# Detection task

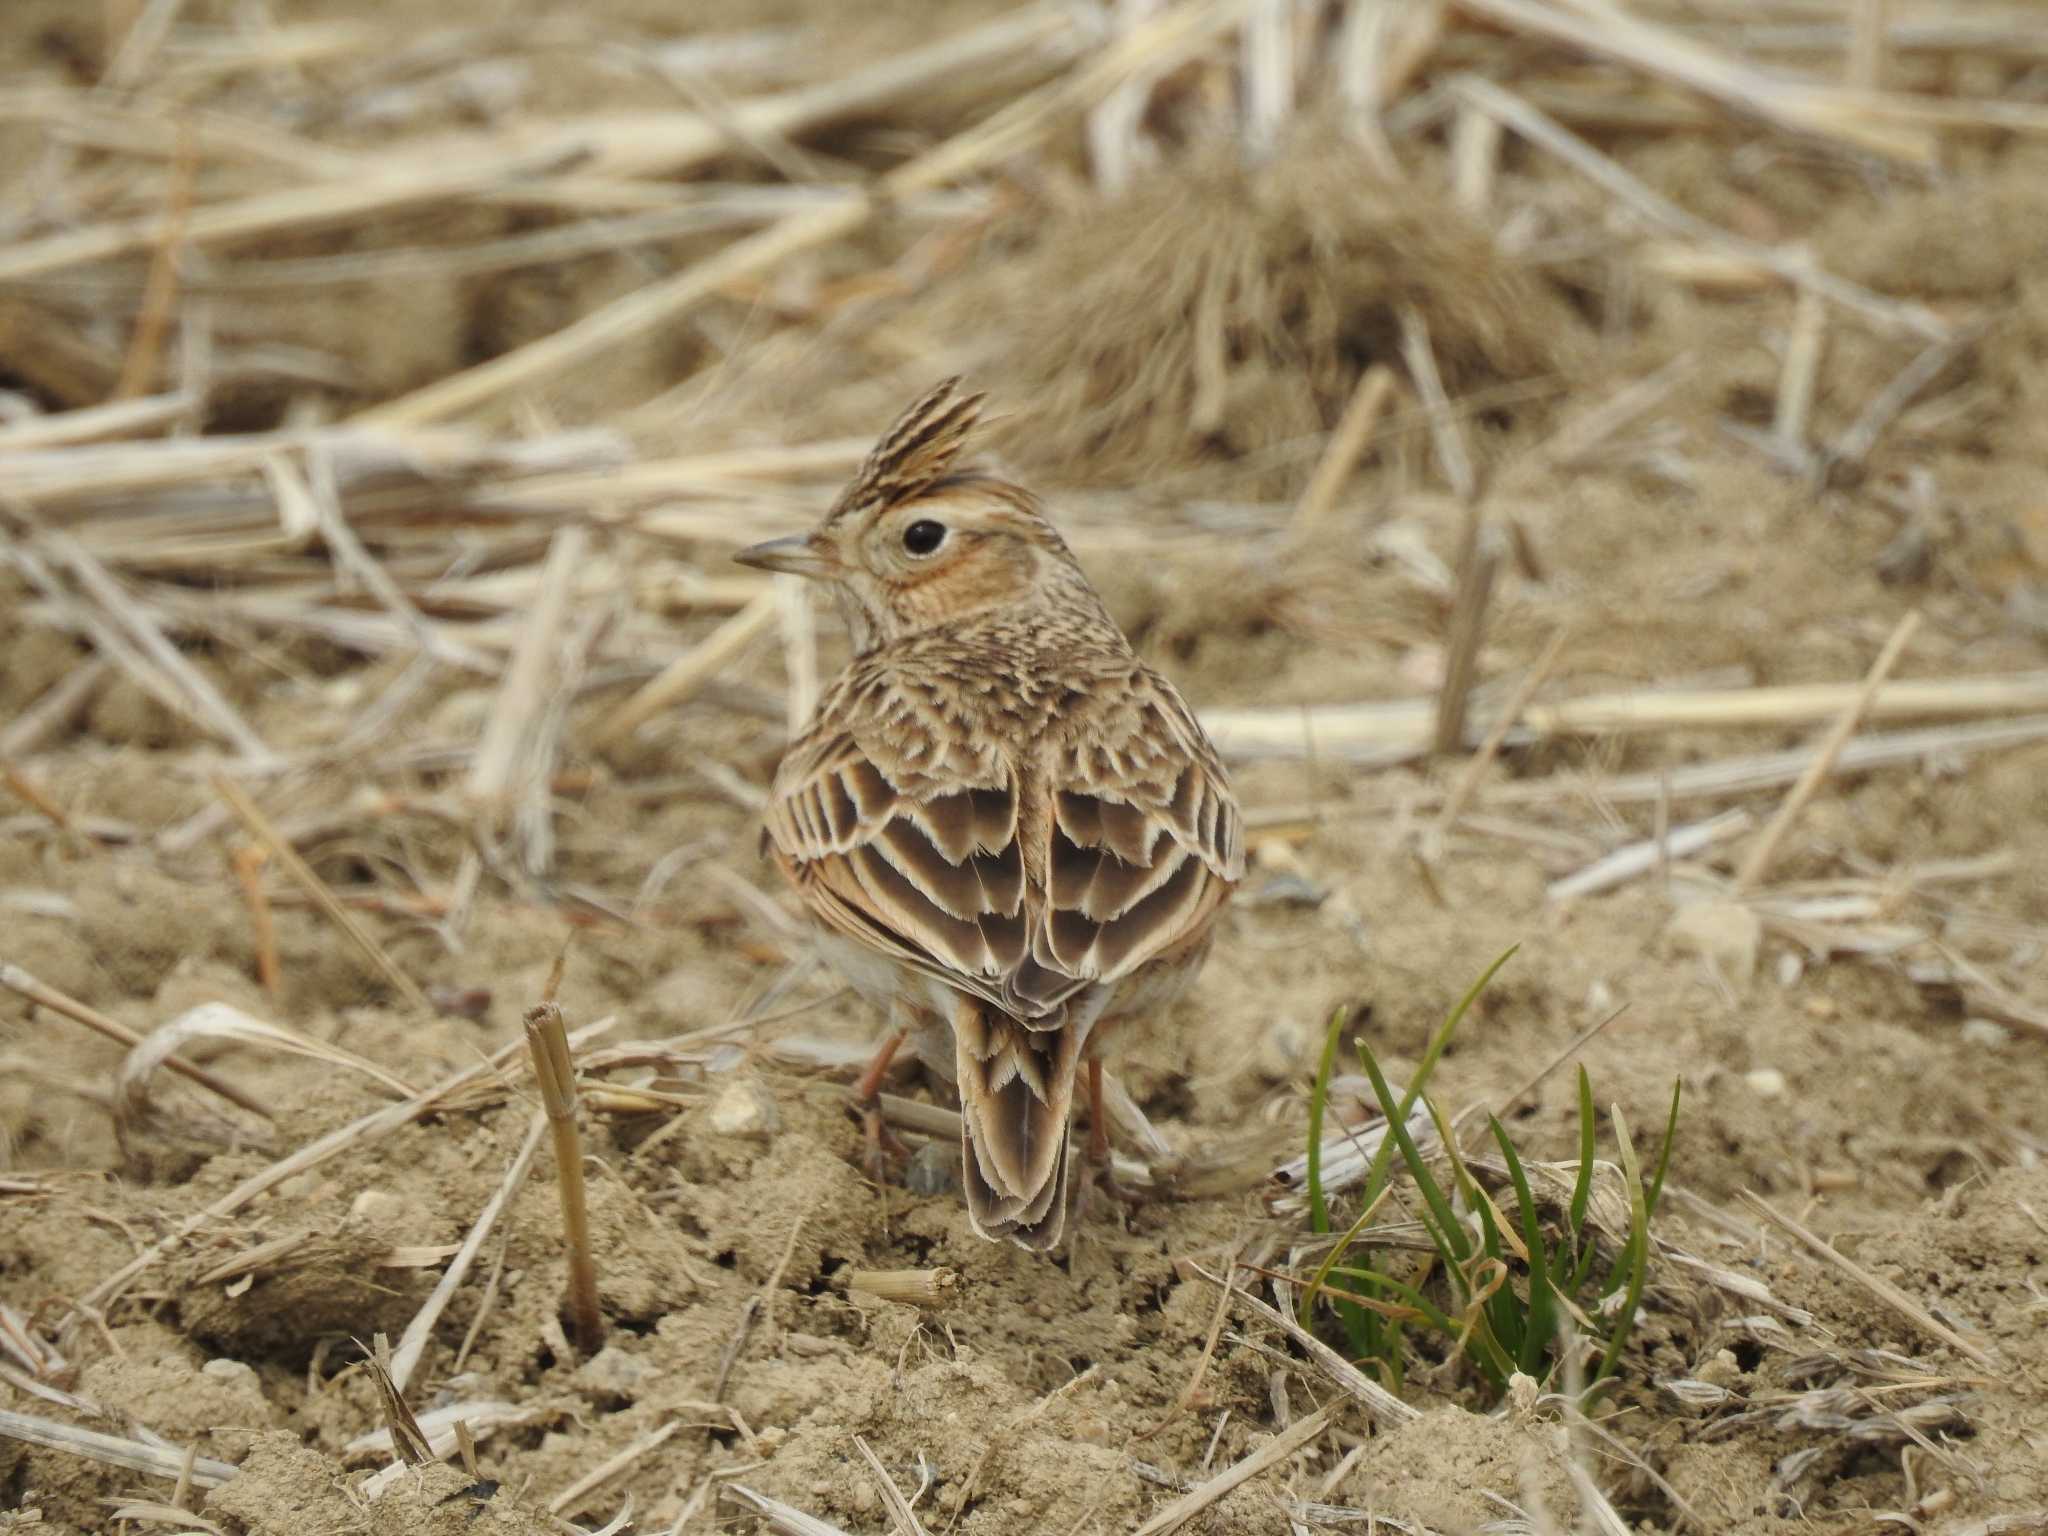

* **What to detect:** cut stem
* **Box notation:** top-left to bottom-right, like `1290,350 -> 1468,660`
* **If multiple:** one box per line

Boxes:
525,1001 -> 604,1354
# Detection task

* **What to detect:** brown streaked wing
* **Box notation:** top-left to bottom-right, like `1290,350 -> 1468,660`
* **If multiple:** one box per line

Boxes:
765,726 -> 1031,1017
1009,673 -> 1243,1011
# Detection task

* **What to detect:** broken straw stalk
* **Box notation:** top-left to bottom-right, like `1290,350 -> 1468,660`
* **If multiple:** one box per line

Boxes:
526,1001 -> 605,1354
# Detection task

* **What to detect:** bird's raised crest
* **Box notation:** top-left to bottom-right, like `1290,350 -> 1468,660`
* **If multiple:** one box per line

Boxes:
832,377 -> 986,520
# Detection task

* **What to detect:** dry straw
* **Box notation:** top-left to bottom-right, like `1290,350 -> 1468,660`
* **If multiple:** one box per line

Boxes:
845,1268 -> 960,1308
525,1000 -> 605,1355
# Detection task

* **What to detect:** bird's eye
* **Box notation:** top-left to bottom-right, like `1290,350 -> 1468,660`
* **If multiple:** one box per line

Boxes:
901,519 -> 947,556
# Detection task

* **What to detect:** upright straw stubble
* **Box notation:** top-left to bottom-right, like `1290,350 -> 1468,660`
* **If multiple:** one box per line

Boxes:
524,1000 -> 603,1352
736,380 -> 1243,1251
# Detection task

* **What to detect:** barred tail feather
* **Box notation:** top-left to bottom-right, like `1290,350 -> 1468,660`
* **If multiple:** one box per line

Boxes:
954,1007 -> 1083,1251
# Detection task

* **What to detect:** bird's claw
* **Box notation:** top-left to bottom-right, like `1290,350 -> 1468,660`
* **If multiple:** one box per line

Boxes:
858,1097 -> 912,1186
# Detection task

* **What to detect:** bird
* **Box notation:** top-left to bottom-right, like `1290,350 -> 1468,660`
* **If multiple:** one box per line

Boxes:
734,379 -> 1243,1250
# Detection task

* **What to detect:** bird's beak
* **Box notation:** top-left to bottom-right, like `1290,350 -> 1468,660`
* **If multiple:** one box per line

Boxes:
732,533 -> 835,579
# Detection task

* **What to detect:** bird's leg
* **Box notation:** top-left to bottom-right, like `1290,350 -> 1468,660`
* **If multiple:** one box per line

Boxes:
852,1025 -> 911,1183
1080,1056 -> 1144,1216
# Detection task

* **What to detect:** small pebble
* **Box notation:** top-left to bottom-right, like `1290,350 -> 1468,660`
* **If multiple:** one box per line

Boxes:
572,1345 -> 655,1402
707,1079 -> 779,1139
1744,1068 -> 1787,1098
1696,1347 -> 1744,1388
349,1189 -> 406,1224
1960,1018 -> 2010,1049
202,1358 -> 258,1385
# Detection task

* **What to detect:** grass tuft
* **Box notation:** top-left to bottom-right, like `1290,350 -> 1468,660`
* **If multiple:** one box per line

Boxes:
1296,948 -> 1680,1400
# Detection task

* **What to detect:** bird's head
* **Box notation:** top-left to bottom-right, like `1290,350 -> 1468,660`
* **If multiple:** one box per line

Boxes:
733,380 -> 1098,653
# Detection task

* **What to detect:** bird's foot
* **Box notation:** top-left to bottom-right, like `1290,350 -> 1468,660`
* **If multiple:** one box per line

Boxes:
1073,1150 -> 1149,1233
855,1096 -> 912,1186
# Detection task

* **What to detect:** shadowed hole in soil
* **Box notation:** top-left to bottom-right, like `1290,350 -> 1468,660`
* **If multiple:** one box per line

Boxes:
804,1257 -> 847,1296
1132,1279 -> 1172,1316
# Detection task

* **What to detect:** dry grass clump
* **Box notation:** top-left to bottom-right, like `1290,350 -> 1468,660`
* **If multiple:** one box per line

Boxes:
943,123 -> 1584,489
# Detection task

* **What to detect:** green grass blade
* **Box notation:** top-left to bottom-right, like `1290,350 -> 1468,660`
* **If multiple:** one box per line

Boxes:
1305,1006 -> 1347,1237
1490,1114 -> 1558,1378
1357,945 -> 1520,1213
1300,1006 -> 1382,1360
1594,1103 -> 1651,1384
1567,1065 -> 1597,1233
1298,1184 -> 1392,1327
1357,1045 -> 1472,1263
1645,1077 -> 1682,1222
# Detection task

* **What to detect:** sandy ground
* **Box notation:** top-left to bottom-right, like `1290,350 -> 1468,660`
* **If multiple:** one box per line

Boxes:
4,2 -> 2048,1533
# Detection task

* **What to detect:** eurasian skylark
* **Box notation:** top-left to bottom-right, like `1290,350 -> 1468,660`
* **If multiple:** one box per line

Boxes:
736,380 -> 1243,1250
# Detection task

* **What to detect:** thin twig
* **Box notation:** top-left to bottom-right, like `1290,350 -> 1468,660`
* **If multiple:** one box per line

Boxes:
1828,331 -> 1969,475
229,845 -> 281,1002
0,1408 -> 237,1489
854,1436 -> 930,1536
723,1485 -> 854,1536
777,576 -> 819,736
1733,610 -> 1920,891
1290,364 -> 1398,541
1541,353 -> 1694,466
0,659 -> 106,758
282,450 -> 493,673
1449,99 -> 1503,215
1,763 -> 76,838
1206,1271 -> 1420,1426
1453,0 -> 1935,165
1396,303 -> 1475,503
1737,1191 -> 1996,1368
0,962 -> 270,1119
1433,506 -> 1497,755
593,587 -> 779,747
389,1110 -> 547,1394
1549,809 -> 1754,902
471,525 -> 589,804
112,124 -> 198,400
1432,627 -> 1568,840
20,530 -> 274,762
549,1418 -> 685,1516
1448,73 -> 1948,341
1137,1242 -> 1245,1439
1771,283 -> 1828,456
1203,668 -> 2048,762
211,773 -> 434,1014
1130,1403 -> 1337,1536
